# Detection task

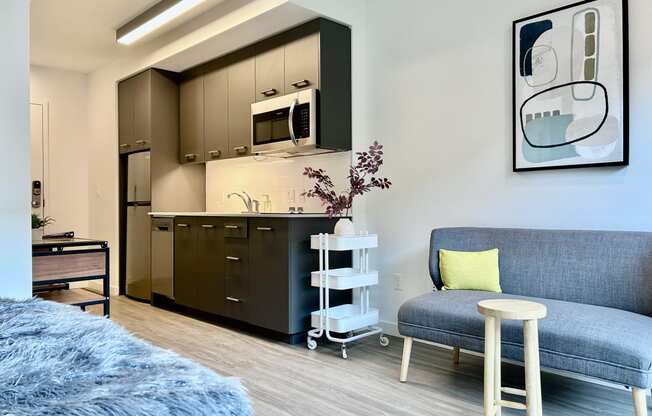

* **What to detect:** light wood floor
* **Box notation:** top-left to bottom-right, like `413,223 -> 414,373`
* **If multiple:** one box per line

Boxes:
89,296 -> 637,416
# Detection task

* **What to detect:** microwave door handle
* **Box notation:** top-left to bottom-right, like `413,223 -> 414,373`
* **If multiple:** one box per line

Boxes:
288,98 -> 299,146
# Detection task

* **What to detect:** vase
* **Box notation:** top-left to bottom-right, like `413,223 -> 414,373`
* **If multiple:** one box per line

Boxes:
32,228 -> 43,241
334,218 -> 355,236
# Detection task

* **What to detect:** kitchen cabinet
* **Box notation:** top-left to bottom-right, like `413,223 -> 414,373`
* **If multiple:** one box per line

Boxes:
204,68 -> 228,161
227,57 -> 255,157
173,218 -> 197,308
255,47 -> 285,101
118,71 -> 151,153
224,237 -> 249,321
179,76 -> 205,164
284,32 -> 320,93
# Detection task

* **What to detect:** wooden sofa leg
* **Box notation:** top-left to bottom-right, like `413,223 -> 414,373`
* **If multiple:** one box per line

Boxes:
633,388 -> 648,416
452,346 -> 460,365
399,337 -> 413,382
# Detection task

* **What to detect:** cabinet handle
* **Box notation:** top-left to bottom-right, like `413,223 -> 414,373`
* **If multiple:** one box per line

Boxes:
184,153 -> 197,160
176,223 -> 190,228
233,146 -> 248,154
119,143 -> 131,149
256,227 -> 273,231
290,79 -> 310,88
224,225 -> 240,229
201,224 -> 215,229
135,139 -> 149,145
208,150 -> 222,158
226,296 -> 241,303
261,88 -> 277,97
226,256 -> 240,261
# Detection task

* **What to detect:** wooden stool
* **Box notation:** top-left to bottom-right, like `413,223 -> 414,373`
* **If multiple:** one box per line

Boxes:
477,299 -> 547,416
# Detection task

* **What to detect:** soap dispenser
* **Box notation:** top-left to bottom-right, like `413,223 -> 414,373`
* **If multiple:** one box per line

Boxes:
261,194 -> 272,213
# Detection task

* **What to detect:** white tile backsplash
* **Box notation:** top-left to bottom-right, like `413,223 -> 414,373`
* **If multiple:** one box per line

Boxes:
206,151 -> 352,213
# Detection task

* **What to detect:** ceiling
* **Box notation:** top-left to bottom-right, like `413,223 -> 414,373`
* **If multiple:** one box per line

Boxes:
30,0 -> 224,73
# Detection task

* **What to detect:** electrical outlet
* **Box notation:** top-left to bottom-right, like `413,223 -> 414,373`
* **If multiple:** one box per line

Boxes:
393,273 -> 403,291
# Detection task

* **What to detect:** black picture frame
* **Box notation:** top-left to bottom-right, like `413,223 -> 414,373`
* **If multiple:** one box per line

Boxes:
512,0 -> 629,172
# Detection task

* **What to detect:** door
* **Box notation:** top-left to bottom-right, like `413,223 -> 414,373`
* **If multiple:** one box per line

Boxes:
118,78 -> 135,152
180,76 -> 205,163
285,33 -> 320,93
224,238 -> 249,321
255,47 -> 285,102
133,71 -> 151,150
204,68 -> 228,161
195,218 -> 226,315
126,205 -> 151,301
30,102 -> 48,222
249,219 -> 289,332
174,217 -> 197,308
126,151 -> 151,203
227,58 -> 255,157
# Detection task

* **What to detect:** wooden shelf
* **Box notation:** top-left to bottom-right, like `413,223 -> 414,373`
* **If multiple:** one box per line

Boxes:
37,289 -> 106,306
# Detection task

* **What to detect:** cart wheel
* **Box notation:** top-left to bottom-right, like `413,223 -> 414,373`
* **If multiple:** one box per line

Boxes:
379,335 -> 390,347
341,344 -> 348,359
307,338 -> 317,350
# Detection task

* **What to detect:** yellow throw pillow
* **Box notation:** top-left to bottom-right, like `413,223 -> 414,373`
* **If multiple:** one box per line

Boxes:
439,248 -> 502,292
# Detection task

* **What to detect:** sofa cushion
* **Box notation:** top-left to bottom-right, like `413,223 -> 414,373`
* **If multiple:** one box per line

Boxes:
398,290 -> 652,388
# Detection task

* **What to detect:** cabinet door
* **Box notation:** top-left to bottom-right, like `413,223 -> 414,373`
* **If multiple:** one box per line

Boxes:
118,78 -> 135,152
285,33 -> 320,93
180,77 -> 205,164
255,47 -> 284,101
224,238 -> 249,321
126,205 -> 151,300
174,218 -> 197,308
133,71 -> 151,149
227,58 -> 255,157
195,218 -> 226,315
249,219 -> 289,332
204,68 -> 228,161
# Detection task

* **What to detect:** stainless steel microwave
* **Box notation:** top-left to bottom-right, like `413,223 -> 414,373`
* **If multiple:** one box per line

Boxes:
251,89 -> 319,156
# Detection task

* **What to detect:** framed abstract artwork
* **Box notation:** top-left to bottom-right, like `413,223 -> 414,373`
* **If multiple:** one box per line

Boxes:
513,0 -> 629,172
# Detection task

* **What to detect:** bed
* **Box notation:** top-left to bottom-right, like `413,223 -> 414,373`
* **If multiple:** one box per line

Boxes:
0,297 -> 252,415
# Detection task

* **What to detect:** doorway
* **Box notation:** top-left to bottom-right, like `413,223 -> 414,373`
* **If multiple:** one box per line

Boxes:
30,101 -> 49,228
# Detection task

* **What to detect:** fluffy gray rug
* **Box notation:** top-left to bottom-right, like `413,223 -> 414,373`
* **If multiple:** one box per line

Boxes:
0,297 -> 252,415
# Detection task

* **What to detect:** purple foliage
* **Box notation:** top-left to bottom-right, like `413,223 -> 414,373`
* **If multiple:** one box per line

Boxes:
302,141 -> 392,217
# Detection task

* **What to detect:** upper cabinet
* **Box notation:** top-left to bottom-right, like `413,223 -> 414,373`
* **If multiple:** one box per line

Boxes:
284,33 -> 320,93
204,68 -> 229,161
179,76 -> 205,164
118,71 -> 151,153
227,58 -> 255,158
255,47 -> 285,101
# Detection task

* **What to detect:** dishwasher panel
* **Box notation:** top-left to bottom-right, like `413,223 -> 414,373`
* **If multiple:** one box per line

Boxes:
151,217 -> 174,299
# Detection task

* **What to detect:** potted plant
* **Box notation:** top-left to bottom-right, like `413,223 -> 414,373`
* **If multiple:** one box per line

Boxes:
32,214 -> 54,240
303,141 -> 391,235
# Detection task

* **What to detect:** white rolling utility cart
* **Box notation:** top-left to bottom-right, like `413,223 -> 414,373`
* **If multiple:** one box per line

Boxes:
307,233 -> 389,359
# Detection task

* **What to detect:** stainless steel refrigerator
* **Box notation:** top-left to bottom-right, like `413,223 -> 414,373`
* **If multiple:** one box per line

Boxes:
125,151 -> 151,301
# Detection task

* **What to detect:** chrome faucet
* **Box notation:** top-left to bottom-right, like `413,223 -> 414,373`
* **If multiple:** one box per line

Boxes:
227,191 -> 259,213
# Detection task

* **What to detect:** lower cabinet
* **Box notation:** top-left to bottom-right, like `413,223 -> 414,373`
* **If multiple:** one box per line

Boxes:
172,216 -> 351,341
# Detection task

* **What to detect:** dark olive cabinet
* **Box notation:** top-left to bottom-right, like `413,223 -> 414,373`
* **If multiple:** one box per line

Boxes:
179,77 -> 205,164
171,216 -> 351,342
204,68 -> 228,161
255,47 -> 285,101
227,58 -> 255,157
284,32 -> 320,93
118,71 -> 152,153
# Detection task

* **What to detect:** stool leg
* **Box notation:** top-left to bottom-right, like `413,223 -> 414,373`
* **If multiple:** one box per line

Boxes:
494,318 -> 502,416
484,316 -> 496,416
524,319 -> 542,416
632,388 -> 647,416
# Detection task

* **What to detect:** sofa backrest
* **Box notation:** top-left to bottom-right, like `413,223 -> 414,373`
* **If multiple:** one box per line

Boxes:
429,227 -> 652,315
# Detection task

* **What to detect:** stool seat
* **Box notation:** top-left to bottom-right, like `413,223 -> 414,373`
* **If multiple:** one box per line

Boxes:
478,299 -> 547,320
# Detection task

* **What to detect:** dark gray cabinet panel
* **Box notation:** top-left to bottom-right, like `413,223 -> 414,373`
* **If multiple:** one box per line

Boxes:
118,78 -> 135,152
255,47 -> 284,101
224,238 -> 249,321
173,218 -> 197,308
179,77 -> 205,164
249,219 -> 289,332
284,32 -> 320,93
196,218 -> 226,315
227,58 -> 255,157
204,68 -> 228,161
133,71 -> 151,148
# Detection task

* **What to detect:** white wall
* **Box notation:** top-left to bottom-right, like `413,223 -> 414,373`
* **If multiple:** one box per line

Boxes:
0,0 -> 31,300
205,152 -> 351,213
364,0 -> 652,332
30,65 -> 89,237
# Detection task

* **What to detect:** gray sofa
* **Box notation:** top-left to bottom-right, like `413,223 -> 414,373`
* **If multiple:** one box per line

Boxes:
398,227 -> 652,415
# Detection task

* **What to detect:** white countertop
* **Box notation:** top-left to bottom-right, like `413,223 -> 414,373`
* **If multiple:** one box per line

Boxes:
148,212 -> 333,218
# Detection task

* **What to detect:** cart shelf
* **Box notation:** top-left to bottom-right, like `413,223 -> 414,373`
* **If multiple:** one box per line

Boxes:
310,234 -> 378,251
311,304 -> 379,333
311,268 -> 379,290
